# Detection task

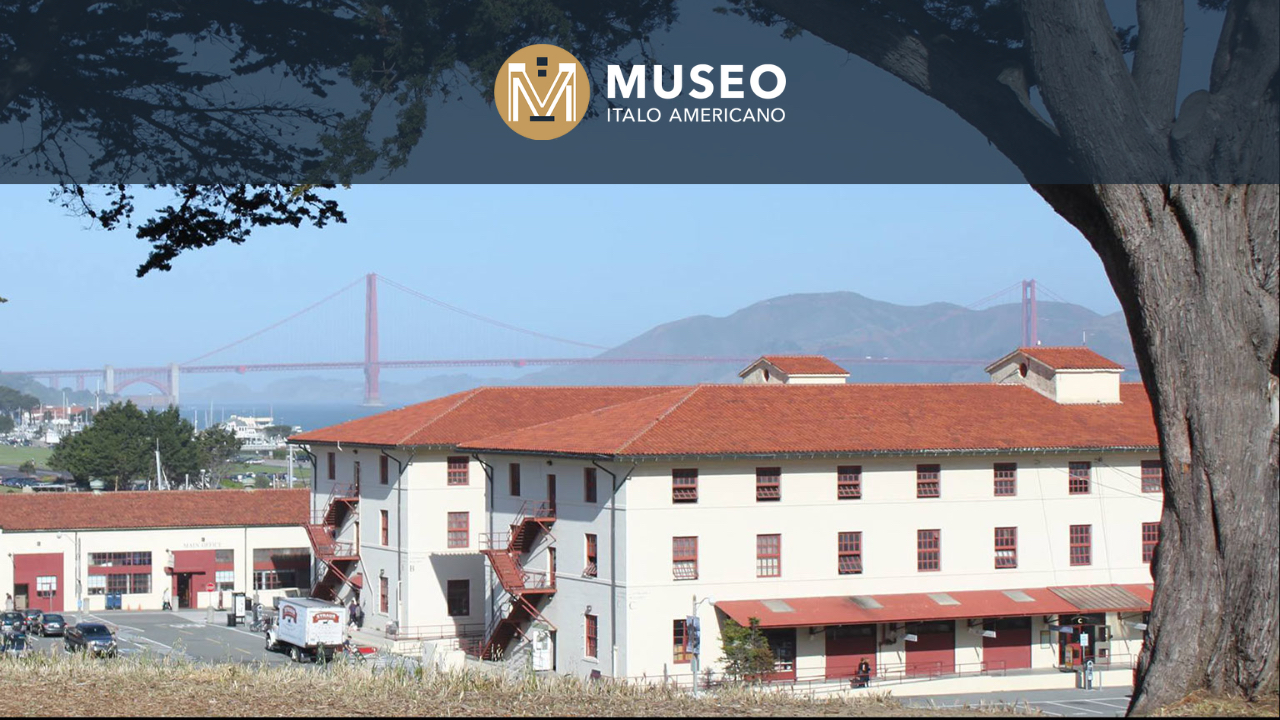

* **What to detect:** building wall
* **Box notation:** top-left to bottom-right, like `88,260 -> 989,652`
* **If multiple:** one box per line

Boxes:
1,524 -> 309,612
1054,371 -> 1122,404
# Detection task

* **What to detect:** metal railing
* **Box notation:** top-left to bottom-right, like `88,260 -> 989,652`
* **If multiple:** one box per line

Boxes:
387,622 -> 485,642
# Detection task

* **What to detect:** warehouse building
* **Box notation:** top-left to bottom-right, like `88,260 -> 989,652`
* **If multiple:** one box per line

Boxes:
292,347 -> 1162,685
0,489 -> 310,612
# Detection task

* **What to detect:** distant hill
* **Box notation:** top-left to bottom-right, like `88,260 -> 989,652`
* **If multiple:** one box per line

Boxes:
528,292 -> 1136,386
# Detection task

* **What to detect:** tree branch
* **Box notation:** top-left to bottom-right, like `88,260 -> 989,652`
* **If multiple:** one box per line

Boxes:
1132,0 -> 1184,134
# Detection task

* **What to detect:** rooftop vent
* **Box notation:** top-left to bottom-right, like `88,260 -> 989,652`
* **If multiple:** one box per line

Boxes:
762,599 -> 796,613
739,355 -> 850,385
985,347 -> 1124,404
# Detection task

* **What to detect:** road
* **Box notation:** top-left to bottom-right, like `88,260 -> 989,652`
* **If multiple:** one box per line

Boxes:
902,686 -> 1133,717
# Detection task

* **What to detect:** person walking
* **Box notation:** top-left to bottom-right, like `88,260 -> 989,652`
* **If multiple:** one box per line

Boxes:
4,593 -> 12,612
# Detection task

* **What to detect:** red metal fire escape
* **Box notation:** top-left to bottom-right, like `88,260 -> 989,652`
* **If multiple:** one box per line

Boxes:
475,501 -> 558,660
306,484 -> 361,602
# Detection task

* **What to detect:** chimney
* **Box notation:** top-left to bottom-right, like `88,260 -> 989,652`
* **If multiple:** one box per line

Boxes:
986,347 -> 1124,404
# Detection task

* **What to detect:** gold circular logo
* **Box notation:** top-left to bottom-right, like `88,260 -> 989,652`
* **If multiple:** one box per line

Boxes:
494,44 -> 590,140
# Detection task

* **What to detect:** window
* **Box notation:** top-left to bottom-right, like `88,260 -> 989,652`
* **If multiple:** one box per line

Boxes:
254,570 -> 301,590
1142,522 -> 1160,564
380,576 -> 389,614
380,509 -> 390,546
380,455 -> 390,485
995,527 -> 1018,569
673,536 -> 698,580
916,464 -> 941,498
756,467 -> 781,501
88,552 -> 151,567
917,529 -> 941,571
1070,524 -> 1092,566
215,549 -> 234,565
446,580 -> 470,617
756,534 -> 781,577
106,574 -> 128,594
673,619 -> 692,664
327,452 -> 335,480
1069,461 -> 1092,494
447,456 -> 469,485
585,614 -> 599,658
672,469 -> 698,503
354,461 -> 361,489
447,512 -> 469,549
509,463 -> 521,496
837,466 -> 862,500
130,573 -> 151,594
584,467 -> 598,504
838,531 -> 862,575
994,463 -> 1017,496
584,534 -> 598,578
1141,461 -> 1163,493
35,576 -> 56,598
87,575 -> 106,595
215,570 -> 235,590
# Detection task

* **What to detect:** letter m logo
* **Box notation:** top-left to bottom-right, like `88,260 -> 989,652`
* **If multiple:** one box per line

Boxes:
508,60 -> 579,123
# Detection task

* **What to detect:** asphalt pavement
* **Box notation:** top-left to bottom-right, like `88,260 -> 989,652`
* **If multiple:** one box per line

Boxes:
901,686 -> 1133,717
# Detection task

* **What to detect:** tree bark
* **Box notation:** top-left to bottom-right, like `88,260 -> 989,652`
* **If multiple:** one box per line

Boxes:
1034,183 -> 1279,714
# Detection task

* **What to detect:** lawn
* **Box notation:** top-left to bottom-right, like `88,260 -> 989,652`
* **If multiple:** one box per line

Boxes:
0,444 -> 52,469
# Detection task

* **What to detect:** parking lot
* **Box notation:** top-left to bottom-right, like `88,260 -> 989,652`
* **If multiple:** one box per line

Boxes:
902,686 -> 1133,717
16,610 -> 298,666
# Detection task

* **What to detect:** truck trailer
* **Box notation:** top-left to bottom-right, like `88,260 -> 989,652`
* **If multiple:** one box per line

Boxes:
264,597 -> 347,662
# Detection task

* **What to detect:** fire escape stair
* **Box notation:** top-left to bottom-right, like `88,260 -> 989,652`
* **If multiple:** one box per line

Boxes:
474,501 -> 557,660
306,490 -> 360,602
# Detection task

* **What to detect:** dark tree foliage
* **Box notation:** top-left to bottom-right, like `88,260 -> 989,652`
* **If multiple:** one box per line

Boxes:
48,401 -> 201,490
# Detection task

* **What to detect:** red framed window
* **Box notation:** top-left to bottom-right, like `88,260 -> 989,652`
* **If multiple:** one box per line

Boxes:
916,464 -> 941,498
673,619 -> 692,664
447,456 -> 469,486
837,466 -> 862,500
917,529 -> 940,571
756,467 -> 781,501
1069,461 -> 1092,494
380,509 -> 389,546
584,534 -> 598,578
672,536 -> 698,580
994,463 -> 1017,496
1141,461 -> 1163,493
447,511 -> 469,549
509,463 -> 521,496
838,531 -> 862,575
380,455 -> 389,485
756,534 -> 781,577
585,614 -> 599,658
995,527 -> 1017,569
379,576 -> 389,614
1142,522 -> 1160,564
584,467 -> 598,504
327,452 -> 335,480
1069,524 -> 1092,566
672,469 -> 698,503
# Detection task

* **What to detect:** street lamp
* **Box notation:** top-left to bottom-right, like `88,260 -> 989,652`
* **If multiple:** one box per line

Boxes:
690,595 -> 716,698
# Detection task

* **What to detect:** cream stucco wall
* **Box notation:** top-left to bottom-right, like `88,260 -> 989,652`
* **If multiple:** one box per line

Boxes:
1054,370 -> 1123,404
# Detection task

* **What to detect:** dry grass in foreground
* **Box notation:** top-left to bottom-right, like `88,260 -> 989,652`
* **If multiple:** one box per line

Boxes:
1149,689 -> 1280,718
0,653 -> 1022,717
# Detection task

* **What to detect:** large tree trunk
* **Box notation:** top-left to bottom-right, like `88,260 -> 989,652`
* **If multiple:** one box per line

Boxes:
1035,184 -> 1279,714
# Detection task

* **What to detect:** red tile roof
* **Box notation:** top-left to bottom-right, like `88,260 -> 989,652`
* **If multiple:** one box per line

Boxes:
717,584 -> 1150,628
754,355 -> 849,376
1018,347 -> 1126,371
460,383 -> 1157,457
0,489 -> 308,532
289,386 -> 679,447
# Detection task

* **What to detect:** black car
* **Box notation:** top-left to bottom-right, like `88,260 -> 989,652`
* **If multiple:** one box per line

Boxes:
1,632 -> 32,657
1,611 -> 25,633
37,613 -> 67,637
64,622 -> 117,657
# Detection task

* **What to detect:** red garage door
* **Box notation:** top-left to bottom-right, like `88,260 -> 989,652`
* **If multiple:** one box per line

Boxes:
983,617 -> 1033,671
13,553 -> 64,613
825,624 -> 876,680
905,620 -> 955,677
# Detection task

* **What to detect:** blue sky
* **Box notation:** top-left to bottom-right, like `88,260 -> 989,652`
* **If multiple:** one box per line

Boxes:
0,185 -> 1118,375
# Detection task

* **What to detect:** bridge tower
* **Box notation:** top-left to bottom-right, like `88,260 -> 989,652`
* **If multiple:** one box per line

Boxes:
169,363 -> 180,406
1021,279 -> 1039,347
363,273 -> 382,406
104,365 -> 115,395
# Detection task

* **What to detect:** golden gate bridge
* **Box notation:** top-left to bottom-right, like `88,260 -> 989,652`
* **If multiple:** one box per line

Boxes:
4,274 -> 1049,406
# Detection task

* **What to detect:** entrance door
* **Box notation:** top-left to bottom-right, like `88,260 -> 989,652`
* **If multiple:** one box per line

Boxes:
983,617 -> 1032,671
547,475 -> 556,514
905,620 -> 956,677
1058,613 -> 1107,667
175,574 -> 192,609
825,624 -> 876,680
12,584 -> 29,611
762,628 -> 797,681
547,547 -> 556,587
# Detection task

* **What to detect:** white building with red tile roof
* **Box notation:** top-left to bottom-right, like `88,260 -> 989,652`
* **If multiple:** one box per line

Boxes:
288,348 -> 1163,691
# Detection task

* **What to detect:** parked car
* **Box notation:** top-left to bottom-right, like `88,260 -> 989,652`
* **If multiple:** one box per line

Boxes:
64,622 -> 117,657
22,608 -> 43,628
36,613 -> 67,637
1,632 -> 32,657
1,611 -> 26,634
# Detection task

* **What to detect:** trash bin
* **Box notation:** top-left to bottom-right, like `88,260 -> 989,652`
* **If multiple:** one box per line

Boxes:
226,611 -> 237,627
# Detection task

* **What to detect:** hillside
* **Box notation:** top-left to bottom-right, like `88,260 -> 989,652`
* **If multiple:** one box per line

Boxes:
529,292 -> 1136,386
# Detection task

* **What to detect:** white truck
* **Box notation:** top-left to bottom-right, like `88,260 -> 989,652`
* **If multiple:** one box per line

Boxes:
264,597 -> 347,662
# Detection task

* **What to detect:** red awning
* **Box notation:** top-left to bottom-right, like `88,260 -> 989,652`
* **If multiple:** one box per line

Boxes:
716,584 -> 1151,629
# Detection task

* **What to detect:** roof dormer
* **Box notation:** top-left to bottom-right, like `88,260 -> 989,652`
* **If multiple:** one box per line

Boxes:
739,355 -> 849,385
986,347 -> 1125,404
